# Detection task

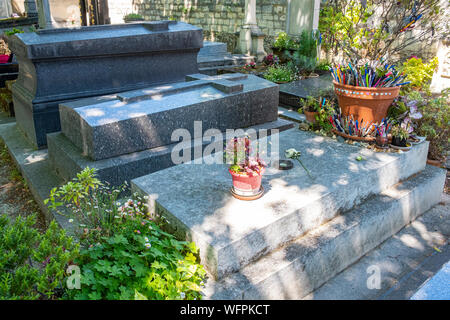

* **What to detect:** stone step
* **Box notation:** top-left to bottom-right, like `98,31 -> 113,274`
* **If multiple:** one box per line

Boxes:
198,54 -> 254,68
303,194 -> 449,300
198,41 -> 228,56
131,128 -> 430,280
203,165 -> 446,299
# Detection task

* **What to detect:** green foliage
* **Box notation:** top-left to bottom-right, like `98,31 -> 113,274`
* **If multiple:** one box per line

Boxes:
286,31 -> 318,75
400,57 -> 439,92
69,206 -> 205,300
414,89 -> 449,160
273,32 -> 298,50
0,214 -> 79,300
319,0 -> 443,61
123,13 -> 144,21
315,104 -> 335,133
47,168 -> 206,300
263,64 -> 297,83
391,125 -> 409,140
45,167 -> 126,243
4,28 -> 24,36
317,60 -> 332,71
300,96 -> 320,112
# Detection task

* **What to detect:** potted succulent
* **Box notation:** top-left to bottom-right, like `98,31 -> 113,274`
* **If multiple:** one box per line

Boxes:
301,96 -> 320,123
225,136 -> 266,199
262,53 -> 280,66
390,125 -> 410,147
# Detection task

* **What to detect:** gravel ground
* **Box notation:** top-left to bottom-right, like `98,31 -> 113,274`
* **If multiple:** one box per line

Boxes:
0,141 -> 46,231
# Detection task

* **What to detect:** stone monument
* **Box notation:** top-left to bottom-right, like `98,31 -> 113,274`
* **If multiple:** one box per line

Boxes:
8,20 -> 203,147
47,72 -> 285,186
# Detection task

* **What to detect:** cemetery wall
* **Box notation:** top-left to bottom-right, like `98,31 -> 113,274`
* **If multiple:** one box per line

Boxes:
133,0 -> 288,53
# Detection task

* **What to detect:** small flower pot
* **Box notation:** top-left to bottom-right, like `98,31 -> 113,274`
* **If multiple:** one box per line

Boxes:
391,136 -> 407,147
229,168 -> 264,197
304,110 -> 318,123
333,81 -> 401,124
376,135 -> 389,148
302,73 -> 319,79
0,55 -> 10,64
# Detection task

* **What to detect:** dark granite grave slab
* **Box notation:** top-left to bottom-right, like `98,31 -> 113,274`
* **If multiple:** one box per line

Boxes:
0,61 -> 19,88
279,74 -> 333,108
8,21 -> 203,148
59,73 -> 279,161
48,119 -> 294,186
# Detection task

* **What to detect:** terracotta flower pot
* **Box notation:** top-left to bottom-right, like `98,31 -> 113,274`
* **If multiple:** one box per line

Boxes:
229,168 -> 264,196
426,159 -> 442,167
304,110 -> 318,123
333,81 -> 400,124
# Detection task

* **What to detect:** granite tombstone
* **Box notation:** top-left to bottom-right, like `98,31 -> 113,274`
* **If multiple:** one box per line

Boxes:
8,21 -> 203,147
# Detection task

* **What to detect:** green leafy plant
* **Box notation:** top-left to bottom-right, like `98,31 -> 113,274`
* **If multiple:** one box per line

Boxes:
263,64 -> 297,83
391,125 -> 410,140
317,60 -> 332,71
414,89 -> 449,161
400,56 -> 439,92
286,30 -> 318,75
319,0 -> 443,61
273,32 -> 298,50
0,214 -> 79,300
300,96 -> 320,112
70,216 -> 205,300
45,168 -> 127,243
123,13 -> 144,21
4,28 -> 24,37
47,168 -> 206,300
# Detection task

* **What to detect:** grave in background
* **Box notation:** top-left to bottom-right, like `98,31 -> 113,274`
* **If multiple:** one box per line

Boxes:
8,21 -> 203,148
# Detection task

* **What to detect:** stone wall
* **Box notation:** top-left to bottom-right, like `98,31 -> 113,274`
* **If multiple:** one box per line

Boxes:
109,0 -> 136,24
133,0 -> 288,53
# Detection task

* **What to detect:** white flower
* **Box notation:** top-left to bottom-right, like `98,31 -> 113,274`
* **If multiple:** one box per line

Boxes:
285,148 -> 300,159
180,292 -> 185,299
68,219 -> 74,223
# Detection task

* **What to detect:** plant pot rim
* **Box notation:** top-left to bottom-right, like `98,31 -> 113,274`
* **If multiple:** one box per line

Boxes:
332,129 -> 376,142
333,81 -> 401,92
303,73 -> 319,78
229,168 -> 264,177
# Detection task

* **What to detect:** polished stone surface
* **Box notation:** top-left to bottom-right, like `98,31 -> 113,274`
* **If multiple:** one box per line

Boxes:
59,73 -> 279,160
279,75 -> 333,108
9,21 -> 203,147
132,128 -> 430,279
48,119 -> 294,186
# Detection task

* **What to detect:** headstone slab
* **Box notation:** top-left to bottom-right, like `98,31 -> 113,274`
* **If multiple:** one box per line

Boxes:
59,73 -> 279,161
9,21 -> 203,148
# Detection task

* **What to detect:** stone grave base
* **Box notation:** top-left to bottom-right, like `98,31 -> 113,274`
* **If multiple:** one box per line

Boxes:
0,117 -> 293,227
48,119 -> 294,187
131,127 -> 446,299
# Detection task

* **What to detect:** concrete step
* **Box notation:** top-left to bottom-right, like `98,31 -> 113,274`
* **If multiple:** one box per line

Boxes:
198,54 -> 254,69
203,165 -> 446,299
132,128 -> 430,280
199,42 -> 228,57
303,193 -> 450,300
